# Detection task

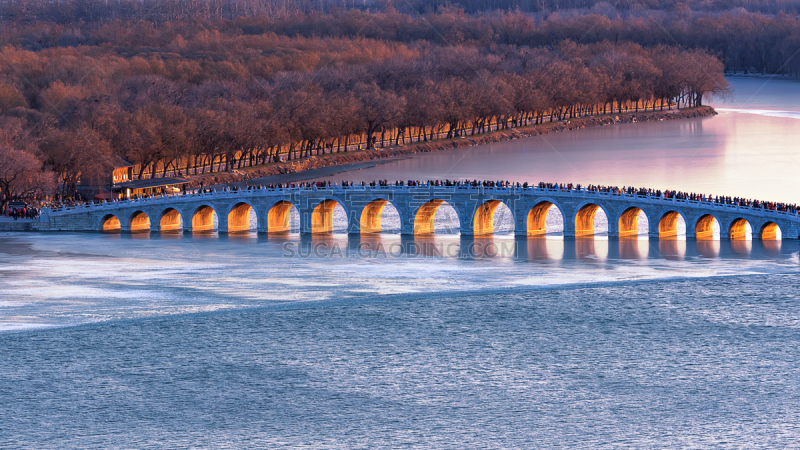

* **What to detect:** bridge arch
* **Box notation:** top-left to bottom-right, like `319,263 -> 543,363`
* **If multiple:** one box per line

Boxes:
266,200 -> 299,233
414,199 -> 461,235
573,201 -> 610,237
758,221 -> 782,240
526,199 -> 564,236
360,198 -> 401,234
128,210 -> 151,232
728,217 -> 752,240
311,198 -> 348,234
227,201 -> 257,232
473,200 -> 515,235
100,214 -> 121,232
617,206 -> 649,237
658,210 -> 686,239
694,214 -> 720,240
159,207 -> 183,232
191,203 -> 219,232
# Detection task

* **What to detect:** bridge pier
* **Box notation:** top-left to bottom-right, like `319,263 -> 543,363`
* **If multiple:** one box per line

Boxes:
513,202 -> 527,236
347,210 -> 361,235
562,220 -> 577,238
459,219 -> 475,236
605,205 -> 620,238
399,203 -> 413,236
299,208 -> 313,235
648,222 -> 660,239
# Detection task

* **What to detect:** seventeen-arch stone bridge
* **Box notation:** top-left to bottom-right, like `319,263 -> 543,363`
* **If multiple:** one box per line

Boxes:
40,184 -> 800,240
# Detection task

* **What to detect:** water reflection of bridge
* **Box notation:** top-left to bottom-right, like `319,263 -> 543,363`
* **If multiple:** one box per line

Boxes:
43,184 -> 800,240
334,235 -> 787,260
103,232 -> 793,261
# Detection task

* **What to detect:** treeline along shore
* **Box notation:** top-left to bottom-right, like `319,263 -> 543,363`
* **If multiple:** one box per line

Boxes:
0,4 -> 728,206
192,107 -> 717,188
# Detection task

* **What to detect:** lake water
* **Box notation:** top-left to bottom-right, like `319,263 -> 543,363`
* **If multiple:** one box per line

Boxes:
1,77 -> 799,448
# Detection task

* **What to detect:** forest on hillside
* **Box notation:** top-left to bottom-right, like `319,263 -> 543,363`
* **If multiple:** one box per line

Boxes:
0,2 -> 733,203
3,0 -> 800,17
3,4 -> 800,74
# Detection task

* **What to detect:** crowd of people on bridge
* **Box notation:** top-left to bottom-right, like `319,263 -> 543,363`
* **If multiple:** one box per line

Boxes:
579,184 -> 799,214
50,179 -> 799,217
165,179 -> 800,216
1,205 -> 40,220
252,179 -> 797,215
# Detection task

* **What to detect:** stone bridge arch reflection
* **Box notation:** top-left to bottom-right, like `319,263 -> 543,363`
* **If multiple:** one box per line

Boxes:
574,236 -> 609,260
523,236 -> 565,261
658,238 -> 687,260
618,238 -> 649,259
695,239 -> 721,258
730,239 -> 753,255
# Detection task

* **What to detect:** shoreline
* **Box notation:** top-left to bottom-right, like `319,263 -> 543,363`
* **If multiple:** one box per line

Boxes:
189,106 -> 716,188
724,73 -> 800,80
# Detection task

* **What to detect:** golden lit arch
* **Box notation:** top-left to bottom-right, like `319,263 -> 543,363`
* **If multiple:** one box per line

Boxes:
129,211 -> 150,232
695,214 -> 718,240
192,205 -> 217,232
729,218 -> 751,240
414,200 -> 449,235
659,211 -> 683,239
361,199 -> 390,234
526,201 -> 558,236
473,200 -> 507,236
760,222 -> 781,240
160,208 -> 182,231
618,207 -> 646,237
267,201 -> 296,233
311,199 -> 341,234
228,202 -> 255,232
100,214 -> 121,232
575,203 -> 603,237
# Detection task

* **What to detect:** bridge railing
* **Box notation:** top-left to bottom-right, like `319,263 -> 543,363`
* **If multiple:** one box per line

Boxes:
43,184 -> 798,219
